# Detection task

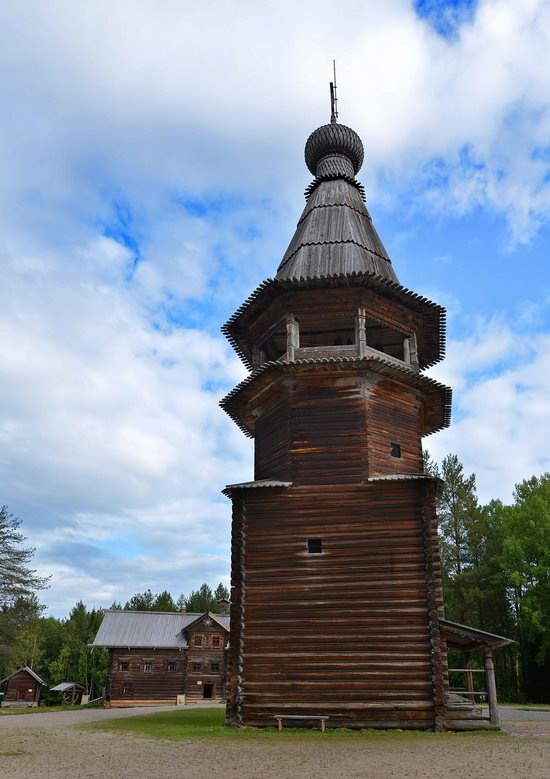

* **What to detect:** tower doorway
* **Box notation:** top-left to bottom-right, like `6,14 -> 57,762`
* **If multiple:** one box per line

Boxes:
203,682 -> 213,699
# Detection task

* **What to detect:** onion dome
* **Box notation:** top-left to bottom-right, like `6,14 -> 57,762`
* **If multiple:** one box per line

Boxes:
276,120 -> 397,284
305,123 -> 364,179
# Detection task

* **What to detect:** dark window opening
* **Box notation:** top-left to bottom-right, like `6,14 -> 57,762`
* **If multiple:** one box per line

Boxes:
308,538 -> 322,554
167,662 -> 177,672
194,635 -> 202,647
121,682 -> 133,696
192,663 -> 202,672
259,321 -> 287,363
118,660 -> 129,671
365,317 -> 405,361
300,315 -> 355,349
210,662 -> 220,672
391,443 -> 401,458
212,636 -> 221,647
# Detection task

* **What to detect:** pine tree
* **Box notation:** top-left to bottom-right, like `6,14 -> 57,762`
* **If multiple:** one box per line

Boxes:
0,506 -> 49,606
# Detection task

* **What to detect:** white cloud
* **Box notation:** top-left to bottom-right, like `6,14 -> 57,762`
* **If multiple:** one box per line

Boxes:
428,314 -> 550,502
0,0 -> 550,613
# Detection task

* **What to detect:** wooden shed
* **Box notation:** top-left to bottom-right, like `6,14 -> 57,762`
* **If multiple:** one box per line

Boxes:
0,666 -> 46,707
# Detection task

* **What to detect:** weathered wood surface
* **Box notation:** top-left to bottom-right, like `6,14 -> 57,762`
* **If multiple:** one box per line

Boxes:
2,670 -> 40,704
107,624 -> 227,707
226,481 -> 448,728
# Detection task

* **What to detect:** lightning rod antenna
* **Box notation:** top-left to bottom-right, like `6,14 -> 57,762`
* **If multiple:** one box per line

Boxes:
330,59 -> 338,124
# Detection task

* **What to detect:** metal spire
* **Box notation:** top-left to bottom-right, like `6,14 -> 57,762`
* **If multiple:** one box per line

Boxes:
330,60 -> 338,124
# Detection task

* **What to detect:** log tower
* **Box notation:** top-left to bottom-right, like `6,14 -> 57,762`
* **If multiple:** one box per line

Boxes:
221,110 -> 454,730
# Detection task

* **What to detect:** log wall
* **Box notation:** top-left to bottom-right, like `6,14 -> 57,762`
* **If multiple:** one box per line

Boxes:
367,384 -> 424,476
108,648 -> 185,705
2,671 -> 40,704
227,480 -> 448,729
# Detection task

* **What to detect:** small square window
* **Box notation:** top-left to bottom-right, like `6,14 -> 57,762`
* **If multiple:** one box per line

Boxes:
307,538 -> 322,554
212,636 -> 221,647
167,662 -> 177,673
390,443 -> 401,458
119,660 -> 129,671
194,635 -> 203,647
143,661 -> 155,673
210,662 -> 220,672
192,662 -> 202,672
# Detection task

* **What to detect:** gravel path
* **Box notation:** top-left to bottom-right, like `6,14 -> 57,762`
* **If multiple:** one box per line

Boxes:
0,703 -> 224,730
1,707 -> 549,779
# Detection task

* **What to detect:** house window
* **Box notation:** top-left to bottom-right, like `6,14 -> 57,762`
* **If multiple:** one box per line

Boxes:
143,661 -> 155,673
390,442 -> 401,458
210,662 -> 220,673
308,538 -> 322,554
212,636 -> 221,647
167,662 -> 177,673
192,663 -> 202,672
121,682 -> 133,696
119,660 -> 129,671
194,635 -> 203,648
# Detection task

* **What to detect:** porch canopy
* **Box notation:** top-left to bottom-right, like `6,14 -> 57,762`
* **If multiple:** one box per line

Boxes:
440,619 -> 514,651
441,619 -> 514,728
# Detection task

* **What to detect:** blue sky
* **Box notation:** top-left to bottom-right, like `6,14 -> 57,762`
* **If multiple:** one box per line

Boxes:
1,0 -> 549,615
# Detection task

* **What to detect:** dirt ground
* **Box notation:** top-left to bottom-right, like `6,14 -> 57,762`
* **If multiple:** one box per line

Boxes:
1,712 -> 549,779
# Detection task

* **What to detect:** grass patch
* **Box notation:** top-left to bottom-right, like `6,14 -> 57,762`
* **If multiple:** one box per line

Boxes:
0,750 -> 26,757
500,704 -> 550,712
91,707 -> 505,742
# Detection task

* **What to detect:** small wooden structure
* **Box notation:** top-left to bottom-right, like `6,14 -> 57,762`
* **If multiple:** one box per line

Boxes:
0,666 -> 46,707
92,610 -> 229,707
50,682 -> 85,705
221,109 -> 511,730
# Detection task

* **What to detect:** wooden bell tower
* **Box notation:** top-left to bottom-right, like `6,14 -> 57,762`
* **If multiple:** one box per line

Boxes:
221,111 -> 454,729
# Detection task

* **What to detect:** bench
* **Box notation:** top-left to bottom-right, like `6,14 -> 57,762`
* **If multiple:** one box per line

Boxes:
274,714 -> 329,732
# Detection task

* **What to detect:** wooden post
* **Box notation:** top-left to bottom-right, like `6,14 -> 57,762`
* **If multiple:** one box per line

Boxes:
356,306 -> 367,358
464,651 -> 474,700
286,316 -> 299,362
484,647 -> 499,726
409,332 -> 419,370
403,336 -> 411,365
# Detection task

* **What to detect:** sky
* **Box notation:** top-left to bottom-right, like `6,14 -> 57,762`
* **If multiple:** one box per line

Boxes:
1,0 -> 549,616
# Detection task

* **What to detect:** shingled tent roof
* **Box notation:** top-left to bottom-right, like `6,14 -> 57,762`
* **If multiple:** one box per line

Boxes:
276,177 -> 398,283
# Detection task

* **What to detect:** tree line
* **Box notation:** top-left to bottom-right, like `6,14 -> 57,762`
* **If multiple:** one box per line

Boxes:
1,456 -> 549,704
424,454 -> 550,703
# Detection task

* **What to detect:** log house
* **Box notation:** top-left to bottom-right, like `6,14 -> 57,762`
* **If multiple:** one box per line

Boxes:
92,610 -> 229,707
0,666 -> 46,707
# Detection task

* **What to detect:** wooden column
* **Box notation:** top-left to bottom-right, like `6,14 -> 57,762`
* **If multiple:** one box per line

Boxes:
403,336 -> 411,365
464,651 -> 474,700
409,332 -> 419,371
286,316 -> 299,362
484,647 -> 499,726
356,306 -> 367,358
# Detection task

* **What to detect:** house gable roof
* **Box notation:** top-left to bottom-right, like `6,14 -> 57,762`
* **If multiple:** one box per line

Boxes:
91,610 -> 230,649
183,611 -> 230,634
0,666 -> 46,687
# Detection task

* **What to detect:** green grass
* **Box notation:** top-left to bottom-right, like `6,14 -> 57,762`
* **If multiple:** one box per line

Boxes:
91,707 -> 504,742
500,704 -> 550,712
0,703 -> 101,716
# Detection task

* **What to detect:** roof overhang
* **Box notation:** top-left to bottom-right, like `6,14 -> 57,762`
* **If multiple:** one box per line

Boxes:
441,619 -> 514,650
220,356 -> 451,438
222,273 -> 446,371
